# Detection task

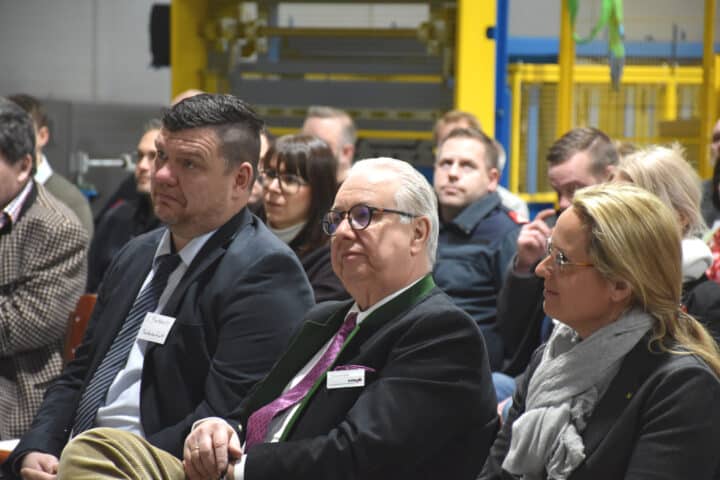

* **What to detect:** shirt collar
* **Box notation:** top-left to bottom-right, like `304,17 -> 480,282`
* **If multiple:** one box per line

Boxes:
0,180 -> 34,232
34,154 -> 53,185
153,228 -> 217,269
346,276 -> 425,326
444,190 -> 502,235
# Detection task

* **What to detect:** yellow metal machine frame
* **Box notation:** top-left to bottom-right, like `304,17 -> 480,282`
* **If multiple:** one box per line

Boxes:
169,0 -> 497,142
509,63 -> 713,204
171,0 -> 717,203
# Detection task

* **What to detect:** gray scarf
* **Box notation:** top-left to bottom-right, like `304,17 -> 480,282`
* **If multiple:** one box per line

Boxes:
502,307 -> 652,480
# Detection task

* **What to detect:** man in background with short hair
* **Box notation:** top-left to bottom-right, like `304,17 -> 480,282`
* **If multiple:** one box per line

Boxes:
498,126 -> 619,376
433,110 -> 528,219
302,106 -> 356,183
432,127 -> 521,370
8,94 -> 94,237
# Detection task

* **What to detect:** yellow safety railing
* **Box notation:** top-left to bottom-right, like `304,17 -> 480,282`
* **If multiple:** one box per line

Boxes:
509,63 -> 710,204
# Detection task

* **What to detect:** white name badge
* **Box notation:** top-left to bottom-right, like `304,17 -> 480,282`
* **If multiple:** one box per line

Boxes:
137,313 -> 176,344
326,369 -> 365,389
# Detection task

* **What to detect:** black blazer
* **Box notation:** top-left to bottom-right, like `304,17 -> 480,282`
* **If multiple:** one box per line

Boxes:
229,276 -> 499,480
298,244 -> 349,303
7,208 -> 315,476
480,336 -> 720,479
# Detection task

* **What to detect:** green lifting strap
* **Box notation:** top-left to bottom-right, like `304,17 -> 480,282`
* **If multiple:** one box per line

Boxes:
568,0 -> 625,88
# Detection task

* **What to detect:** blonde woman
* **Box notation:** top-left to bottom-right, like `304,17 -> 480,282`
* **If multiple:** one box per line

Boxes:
614,144 -> 720,342
480,183 -> 720,479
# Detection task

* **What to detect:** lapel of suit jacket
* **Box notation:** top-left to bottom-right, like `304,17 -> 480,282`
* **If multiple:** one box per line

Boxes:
144,208 -> 251,355
279,274 -> 437,440
240,300 -> 354,426
573,334 -> 663,473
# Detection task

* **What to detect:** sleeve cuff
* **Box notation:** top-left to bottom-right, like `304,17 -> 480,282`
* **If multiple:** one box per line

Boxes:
232,454 -> 247,480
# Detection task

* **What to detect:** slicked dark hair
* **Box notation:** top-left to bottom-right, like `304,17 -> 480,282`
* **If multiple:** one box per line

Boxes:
547,127 -> 619,177
162,93 -> 264,171
0,98 -> 36,167
261,134 -> 338,255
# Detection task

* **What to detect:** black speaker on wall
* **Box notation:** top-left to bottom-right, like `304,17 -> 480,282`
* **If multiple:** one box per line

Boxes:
150,4 -> 170,67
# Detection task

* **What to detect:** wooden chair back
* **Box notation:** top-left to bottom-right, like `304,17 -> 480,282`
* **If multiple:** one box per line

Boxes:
63,293 -> 97,363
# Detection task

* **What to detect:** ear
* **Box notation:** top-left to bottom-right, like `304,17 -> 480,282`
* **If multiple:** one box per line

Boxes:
487,167 -> 500,192
36,125 -> 50,149
232,162 -> 254,196
602,164 -> 616,181
17,154 -> 33,183
341,143 -> 355,162
409,216 -> 431,257
609,278 -> 632,304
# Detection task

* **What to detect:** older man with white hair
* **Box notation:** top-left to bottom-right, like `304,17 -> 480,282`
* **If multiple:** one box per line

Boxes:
56,158 -> 499,480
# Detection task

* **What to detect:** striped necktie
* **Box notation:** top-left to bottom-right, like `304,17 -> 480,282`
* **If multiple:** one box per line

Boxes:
73,253 -> 181,434
245,312 -> 358,447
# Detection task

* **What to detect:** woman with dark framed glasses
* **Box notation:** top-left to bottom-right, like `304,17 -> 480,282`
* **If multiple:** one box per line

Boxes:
259,134 -> 349,302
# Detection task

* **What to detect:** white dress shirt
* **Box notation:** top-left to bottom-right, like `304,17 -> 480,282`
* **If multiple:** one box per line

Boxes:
94,228 -> 215,434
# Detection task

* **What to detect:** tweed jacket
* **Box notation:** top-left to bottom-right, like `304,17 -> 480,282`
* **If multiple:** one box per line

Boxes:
0,182 -> 88,439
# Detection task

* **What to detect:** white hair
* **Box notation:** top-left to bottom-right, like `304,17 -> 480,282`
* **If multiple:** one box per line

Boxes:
348,157 -> 439,266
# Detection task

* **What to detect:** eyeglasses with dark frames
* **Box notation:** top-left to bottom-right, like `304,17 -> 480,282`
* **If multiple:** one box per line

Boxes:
544,238 -> 594,273
257,169 -> 308,195
322,203 -> 418,236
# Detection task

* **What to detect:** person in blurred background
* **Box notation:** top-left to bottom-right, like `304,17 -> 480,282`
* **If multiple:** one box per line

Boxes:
247,128 -> 273,216
86,119 -> 162,292
302,106 -> 356,183
615,144 -> 720,342
9,93 -> 94,237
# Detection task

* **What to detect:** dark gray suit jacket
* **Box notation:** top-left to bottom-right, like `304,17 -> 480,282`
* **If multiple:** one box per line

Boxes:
6,207 -> 315,476
232,276 -> 499,480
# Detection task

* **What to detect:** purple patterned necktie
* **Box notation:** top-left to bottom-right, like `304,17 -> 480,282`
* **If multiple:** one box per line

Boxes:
245,312 -> 358,447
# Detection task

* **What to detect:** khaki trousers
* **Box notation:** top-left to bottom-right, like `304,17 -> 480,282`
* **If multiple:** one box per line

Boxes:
58,428 -> 185,480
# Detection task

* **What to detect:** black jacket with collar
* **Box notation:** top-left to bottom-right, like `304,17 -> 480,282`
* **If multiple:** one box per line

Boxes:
480,335 -> 720,479
229,276 -> 499,480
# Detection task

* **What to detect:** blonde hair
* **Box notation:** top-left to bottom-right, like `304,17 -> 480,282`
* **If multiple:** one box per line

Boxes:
572,183 -> 720,377
433,110 -> 482,145
617,144 -> 706,237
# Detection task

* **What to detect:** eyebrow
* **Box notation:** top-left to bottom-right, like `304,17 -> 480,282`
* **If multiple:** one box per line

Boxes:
548,238 -> 569,255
